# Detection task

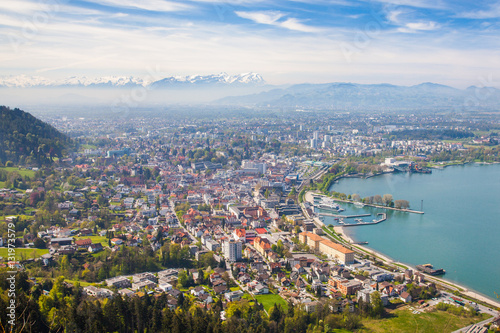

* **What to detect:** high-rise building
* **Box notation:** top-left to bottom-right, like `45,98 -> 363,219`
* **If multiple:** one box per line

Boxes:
311,139 -> 318,148
313,131 -> 319,140
223,239 -> 242,262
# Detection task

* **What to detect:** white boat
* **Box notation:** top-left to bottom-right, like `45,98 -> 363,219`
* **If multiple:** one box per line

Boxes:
354,202 -> 365,208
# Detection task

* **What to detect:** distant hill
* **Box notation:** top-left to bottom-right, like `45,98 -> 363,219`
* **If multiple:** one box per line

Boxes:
215,82 -> 500,111
0,106 -> 72,165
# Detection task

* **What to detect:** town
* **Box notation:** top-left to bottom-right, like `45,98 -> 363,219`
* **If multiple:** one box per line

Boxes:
0,108 -> 499,332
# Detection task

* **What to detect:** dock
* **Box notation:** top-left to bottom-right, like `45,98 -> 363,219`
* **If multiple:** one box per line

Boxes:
342,213 -> 387,227
318,213 -> 371,218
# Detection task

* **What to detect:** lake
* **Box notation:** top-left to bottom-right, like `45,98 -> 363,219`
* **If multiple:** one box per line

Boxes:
325,163 -> 500,301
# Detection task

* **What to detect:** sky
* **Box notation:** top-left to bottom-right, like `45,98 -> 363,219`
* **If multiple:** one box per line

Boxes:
1,0 -> 500,88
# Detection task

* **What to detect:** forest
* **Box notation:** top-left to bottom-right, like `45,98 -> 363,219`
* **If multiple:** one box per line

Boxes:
0,106 -> 72,165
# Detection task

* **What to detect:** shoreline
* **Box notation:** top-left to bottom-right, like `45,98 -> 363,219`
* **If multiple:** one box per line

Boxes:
307,163 -> 500,309
333,225 -> 500,309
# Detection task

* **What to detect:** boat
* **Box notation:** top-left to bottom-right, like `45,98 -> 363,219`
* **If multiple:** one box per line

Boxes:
354,202 -> 365,208
416,264 -> 446,276
355,218 -> 363,223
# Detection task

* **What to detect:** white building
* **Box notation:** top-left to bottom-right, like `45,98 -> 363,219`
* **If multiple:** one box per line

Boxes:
241,160 -> 267,174
223,239 -> 242,262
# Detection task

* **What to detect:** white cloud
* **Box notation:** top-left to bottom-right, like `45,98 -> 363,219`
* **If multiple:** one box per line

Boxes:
235,10 -> 321,32
458,2 -> 500,19
386,9 -> 439,33
235,11 -> 285,25
280,18 -> 322,33
83,0 -> 191,12
402,21 -> 438,31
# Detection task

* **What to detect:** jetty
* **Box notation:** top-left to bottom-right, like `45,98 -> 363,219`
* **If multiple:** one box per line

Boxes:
318,213 -> 371,218
342,213 -> 387,227
312,193 -> 424,214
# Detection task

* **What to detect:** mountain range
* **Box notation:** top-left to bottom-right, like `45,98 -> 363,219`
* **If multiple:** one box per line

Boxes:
0,73 -> 265,88
215,82 -> 500,111
2,73 -> 500,111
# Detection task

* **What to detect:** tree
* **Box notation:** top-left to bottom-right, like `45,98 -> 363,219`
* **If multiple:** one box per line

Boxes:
394,199 -> 410,209
352,194 -> 361,202
177,270 -> 189,288
370,291 -> 385,318
34,237 -> 46,249
382,194 -> 393,206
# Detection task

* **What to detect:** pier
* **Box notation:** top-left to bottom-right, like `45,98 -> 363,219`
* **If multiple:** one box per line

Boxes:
341,213 -> 387,227
318,212 -> 371,218
312,193 -> 424,214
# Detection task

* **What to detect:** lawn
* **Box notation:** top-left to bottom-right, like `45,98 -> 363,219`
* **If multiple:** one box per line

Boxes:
74,235 -> 109,246
255,294 -> 288,312
0,247 -> 49,260
360,307 -> 490,333
0,167 -> 36,178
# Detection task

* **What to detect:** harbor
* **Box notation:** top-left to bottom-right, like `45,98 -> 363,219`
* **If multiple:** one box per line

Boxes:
326,164 -> 500,303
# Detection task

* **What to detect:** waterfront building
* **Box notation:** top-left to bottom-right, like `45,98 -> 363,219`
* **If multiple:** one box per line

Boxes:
300,232 -> 354,264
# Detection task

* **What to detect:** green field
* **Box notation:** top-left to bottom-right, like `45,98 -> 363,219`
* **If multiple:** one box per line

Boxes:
0,247 -> 49,260
0,167 -> 36,178
360,307 -> 489,333
255,294 -> 288,312
74,235 -> 108,246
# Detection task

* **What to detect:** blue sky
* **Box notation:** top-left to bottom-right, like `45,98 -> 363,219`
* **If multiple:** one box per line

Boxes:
1,0 -> 500,87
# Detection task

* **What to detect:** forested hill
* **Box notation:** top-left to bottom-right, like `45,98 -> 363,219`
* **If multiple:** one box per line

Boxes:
0,106 -> 71,165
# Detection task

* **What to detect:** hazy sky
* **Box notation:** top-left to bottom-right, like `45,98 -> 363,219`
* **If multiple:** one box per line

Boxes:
1,0 -> 500,87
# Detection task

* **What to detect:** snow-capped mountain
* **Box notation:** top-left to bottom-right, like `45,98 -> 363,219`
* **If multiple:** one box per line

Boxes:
0,72 -> 265,88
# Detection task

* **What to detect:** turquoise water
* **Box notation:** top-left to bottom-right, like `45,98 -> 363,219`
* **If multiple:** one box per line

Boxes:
326,164 -> 500,300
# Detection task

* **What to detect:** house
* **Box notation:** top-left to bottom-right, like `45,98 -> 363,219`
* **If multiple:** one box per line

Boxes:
158,283 -> 173,292
280,277 -> 291,286
133,272 -> 158,284
132,280 -> 156,291
254,283 -> 269,295
111,238 -> 123,245
214,285 -> 228,294
84,286 -> 114,298
191,286 -> 206,297
400,291 -> 412,303
106,277 -> 132,289
328,277 -> 362,296
50,237 -> 73,247
80,228 -> 93,236
199,293 -> 213,304
225,290 -> 244,302
293,264 -> 305,274
88,243 -> 103,253
75,238 -> 92,248
118,288 -> 135,297
304,301 -> 319,313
